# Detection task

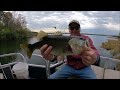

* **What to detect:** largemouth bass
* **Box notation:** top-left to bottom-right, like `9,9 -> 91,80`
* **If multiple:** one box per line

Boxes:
20,31 -> 89,58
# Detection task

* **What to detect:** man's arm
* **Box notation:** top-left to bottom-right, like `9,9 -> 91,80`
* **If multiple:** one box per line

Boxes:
81,37 -> 100,66
87,37 -> 100,65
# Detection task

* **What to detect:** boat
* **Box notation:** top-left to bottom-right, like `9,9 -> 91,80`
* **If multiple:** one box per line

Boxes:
0,52 -> 120,79
0,53 -> 64,79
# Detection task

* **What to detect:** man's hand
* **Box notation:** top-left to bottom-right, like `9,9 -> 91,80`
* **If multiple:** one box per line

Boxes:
40,44 -> 65,62
40,44 -> 54,61
81,46 -> 97,66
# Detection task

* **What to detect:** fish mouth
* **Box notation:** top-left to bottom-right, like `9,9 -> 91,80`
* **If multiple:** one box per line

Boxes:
66,44 -> 73,53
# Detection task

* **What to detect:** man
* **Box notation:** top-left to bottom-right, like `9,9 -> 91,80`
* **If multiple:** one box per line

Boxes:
40,20 -> 100,79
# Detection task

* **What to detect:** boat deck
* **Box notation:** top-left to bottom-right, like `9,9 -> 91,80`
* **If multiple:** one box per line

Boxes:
1,53 -> 120,79
1,65 -> 120,79
91,65 -> 120,79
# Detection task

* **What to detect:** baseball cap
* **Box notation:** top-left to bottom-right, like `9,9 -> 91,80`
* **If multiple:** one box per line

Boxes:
69,20 -> 80,26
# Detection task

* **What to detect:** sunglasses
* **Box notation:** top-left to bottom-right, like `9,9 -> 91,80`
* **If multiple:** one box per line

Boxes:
69,26 -> 79,30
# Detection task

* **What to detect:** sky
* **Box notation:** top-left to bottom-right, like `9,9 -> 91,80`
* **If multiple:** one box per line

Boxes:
12,11 -> 120,34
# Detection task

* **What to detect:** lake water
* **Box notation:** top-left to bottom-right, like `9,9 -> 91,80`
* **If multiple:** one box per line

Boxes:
87,35 -> 113,57
0,35 -> 114,64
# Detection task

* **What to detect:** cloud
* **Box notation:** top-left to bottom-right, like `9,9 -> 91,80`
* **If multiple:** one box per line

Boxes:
82,11 -> 120,31
12,11 -> 120,33
103,23 -> 120,31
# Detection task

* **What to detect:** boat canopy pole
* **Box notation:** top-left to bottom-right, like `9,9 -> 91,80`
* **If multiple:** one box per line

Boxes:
44,60 -> 50,78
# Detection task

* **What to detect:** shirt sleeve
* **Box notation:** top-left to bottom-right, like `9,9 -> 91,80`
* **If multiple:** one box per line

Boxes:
87,36 -> 100,56
87,36 -> 100,65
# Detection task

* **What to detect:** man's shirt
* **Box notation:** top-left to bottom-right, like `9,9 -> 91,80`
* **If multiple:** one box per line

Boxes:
66,34 -> 100,69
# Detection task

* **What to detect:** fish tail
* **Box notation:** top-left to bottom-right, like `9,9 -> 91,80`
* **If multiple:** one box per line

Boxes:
20,44 -> 33,58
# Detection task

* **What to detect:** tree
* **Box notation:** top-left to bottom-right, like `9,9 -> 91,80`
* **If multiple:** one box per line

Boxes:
0,11 -> 5,30
0,11 -> 4,21
0,11 -> 32,40
14,13 -> 27,30
2,12 -> 13,28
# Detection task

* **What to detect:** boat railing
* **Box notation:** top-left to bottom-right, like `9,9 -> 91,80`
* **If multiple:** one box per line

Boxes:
99,56 -> 120,70
31,54 -> 64,68
0,53 -> 64,79
29,54 -> 64,78
0,53 -> 26,79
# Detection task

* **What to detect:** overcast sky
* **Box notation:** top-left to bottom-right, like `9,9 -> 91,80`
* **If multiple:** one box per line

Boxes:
14,11 -> 120,34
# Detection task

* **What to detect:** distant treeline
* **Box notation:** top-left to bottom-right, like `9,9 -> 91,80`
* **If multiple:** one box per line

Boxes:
0,11 -> 33,40
50,32 -> 120,38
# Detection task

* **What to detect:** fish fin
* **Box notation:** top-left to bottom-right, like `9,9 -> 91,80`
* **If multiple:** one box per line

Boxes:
20,44 -> 33,59
37,30 -> 48,41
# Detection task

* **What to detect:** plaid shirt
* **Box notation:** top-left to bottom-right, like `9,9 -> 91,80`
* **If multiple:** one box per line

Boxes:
66,34 -> 100,69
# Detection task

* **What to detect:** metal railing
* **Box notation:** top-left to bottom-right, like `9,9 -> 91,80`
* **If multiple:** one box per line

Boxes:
0,53 -> 64,79
29,54 -> 64,78
0,53 -> 26,79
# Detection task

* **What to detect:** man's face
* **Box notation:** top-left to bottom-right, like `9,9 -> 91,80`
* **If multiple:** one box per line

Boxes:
69,23 -> 80,36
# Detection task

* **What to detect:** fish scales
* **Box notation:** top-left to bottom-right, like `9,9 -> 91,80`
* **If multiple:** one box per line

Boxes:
20,35 -> 89,58
28,35 -> 73,56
